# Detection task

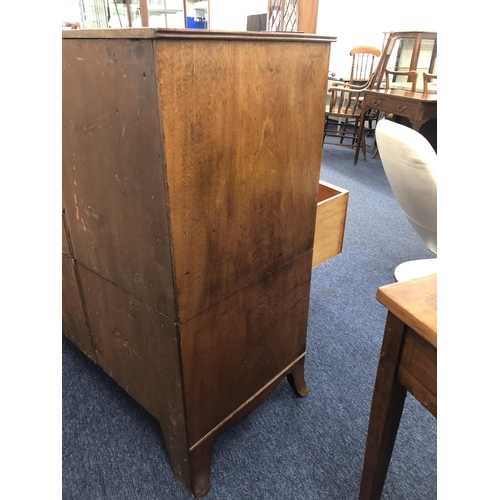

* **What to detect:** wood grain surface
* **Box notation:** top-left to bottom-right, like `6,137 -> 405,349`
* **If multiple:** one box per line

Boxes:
62,38 -> 176,319
62,32 -> 334,499
312,182 -> 348,268
398,327 -> 437,417
78,263 -> 187,444
376,274 -> 437,347
180,251 -> 312,446
156,39 -> 329,322
360,274 -> 437,499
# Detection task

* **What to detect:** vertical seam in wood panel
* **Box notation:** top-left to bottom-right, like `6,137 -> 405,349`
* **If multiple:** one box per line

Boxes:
62,209 -> 75,258
152,39 -> 190,449
152,38 -> 179,323
64,208 -> 98,360
72,258 -> 100,362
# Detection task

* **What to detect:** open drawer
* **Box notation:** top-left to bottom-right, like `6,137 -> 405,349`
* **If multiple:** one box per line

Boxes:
312,180 -> 349,268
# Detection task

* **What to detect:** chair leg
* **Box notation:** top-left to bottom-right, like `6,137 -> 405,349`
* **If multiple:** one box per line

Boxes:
362,126 -> 367,161
338,118 -> 346,144
352,119 -> 360,147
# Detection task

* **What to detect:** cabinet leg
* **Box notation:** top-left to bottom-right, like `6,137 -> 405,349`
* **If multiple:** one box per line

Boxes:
161,424 -> 217,499
286,356 -> 309,397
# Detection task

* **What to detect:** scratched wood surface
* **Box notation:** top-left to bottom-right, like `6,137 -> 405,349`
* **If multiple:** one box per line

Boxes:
62,254 -> 95,361
78,263 -> 187,444
156,39 -> 329,322
62,38 -> 176,319
62,211 -> 71,256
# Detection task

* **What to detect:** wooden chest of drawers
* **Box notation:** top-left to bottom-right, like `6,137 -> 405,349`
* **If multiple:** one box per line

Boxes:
62,28 -> 342,498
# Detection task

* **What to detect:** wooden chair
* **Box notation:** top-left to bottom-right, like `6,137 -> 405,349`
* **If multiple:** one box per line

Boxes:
349,46 -> 381,86
323,84 -> 366,157
350,46 -> 382,136
323,46 -> 381,151
384,69 -> 418,92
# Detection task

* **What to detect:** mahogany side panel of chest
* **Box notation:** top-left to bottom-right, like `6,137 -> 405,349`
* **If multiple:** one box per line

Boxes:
62,29 -> 333,498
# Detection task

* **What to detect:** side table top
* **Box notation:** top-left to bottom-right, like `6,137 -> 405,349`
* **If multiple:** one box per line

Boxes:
366,88 -> 437,103
376,274 -> 437,347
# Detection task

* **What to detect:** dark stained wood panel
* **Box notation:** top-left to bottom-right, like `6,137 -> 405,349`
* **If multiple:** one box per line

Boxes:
62,212 -> 71,256
62,254 -> 95,361
180,251 -> 312,446
78,264 -> 187,444
398,327 -> 437,416
62,38 -> 176,319
156,39 -> 328,322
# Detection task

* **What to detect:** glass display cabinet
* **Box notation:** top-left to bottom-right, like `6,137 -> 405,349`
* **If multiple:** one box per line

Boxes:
376,31 -> 437,93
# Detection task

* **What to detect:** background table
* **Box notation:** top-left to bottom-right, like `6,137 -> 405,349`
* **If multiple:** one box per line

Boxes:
354,89 -> 437,165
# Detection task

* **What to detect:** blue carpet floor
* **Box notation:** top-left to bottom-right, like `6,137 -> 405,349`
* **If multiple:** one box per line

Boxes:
62,140 -> 437,499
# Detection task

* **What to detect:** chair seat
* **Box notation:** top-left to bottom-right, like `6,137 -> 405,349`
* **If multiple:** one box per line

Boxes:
325,106 -> 362,117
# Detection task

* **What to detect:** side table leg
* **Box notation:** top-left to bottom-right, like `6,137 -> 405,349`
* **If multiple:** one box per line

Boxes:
161,424 -> 217,500
359,312 -> 408,500
354,110 -> 367,165
286,356 -> 309,397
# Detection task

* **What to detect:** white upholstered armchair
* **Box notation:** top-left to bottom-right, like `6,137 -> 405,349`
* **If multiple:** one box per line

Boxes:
375,119 -> 437,282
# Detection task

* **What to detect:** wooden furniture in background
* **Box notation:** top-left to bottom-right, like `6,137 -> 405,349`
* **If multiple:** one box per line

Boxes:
423,72 -> 437,94
62,28 -> 341,499
268,0 -> 320,33
352,31 -> 437,164
298,0 -> 319,34
323,45 -> 382,151
349,45 -> 381,86
359,274 -> 437,500
354,89 -> 437,165
139,0 -> 149,26
384,69 -> 418,92
373,32 -> 437,92
323,83 -> 366,153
